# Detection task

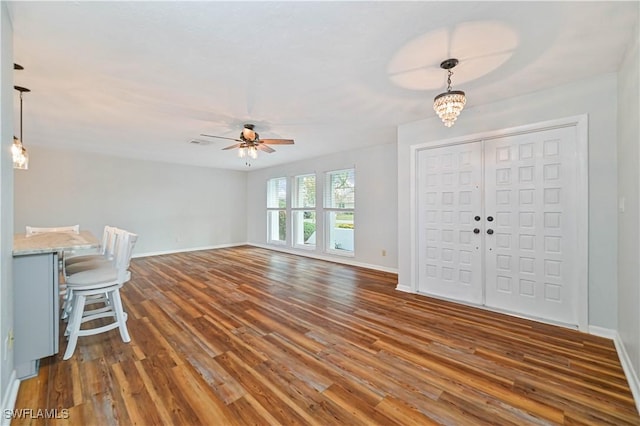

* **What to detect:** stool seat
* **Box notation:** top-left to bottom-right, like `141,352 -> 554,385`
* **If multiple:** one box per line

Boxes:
66,266 -> 121,287
65,258 -> 113,276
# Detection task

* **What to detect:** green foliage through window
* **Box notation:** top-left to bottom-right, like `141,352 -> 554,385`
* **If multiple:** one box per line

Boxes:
278,211 -> 286,240
304,222 -> 316,242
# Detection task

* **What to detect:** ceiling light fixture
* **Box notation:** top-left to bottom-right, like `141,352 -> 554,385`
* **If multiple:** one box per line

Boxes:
13,84 -> 31,170
200,123 -> 294,167
433,58 -> 466,128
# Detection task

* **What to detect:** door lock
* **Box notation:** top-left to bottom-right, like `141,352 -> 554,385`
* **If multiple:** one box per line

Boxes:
474,216 -> 481,221
487,216 -> 494,222
487,229 -> 494,235
473,228 -> 480,234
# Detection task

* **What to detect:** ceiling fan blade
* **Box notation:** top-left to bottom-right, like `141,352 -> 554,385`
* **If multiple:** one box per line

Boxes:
200,134 -> 242,142
260,138 -> 294,145
257,144 -> 276,153
222,143 -> 242,150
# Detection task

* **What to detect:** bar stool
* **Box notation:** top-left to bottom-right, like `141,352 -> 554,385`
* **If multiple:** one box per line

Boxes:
63,230 -> 138,360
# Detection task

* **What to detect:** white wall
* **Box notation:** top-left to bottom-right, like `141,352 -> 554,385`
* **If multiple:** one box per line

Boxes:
0,2 -> 15,413
246,143 -> 397,272
617,20 -> 640,396
14,146 -> 248,255
398,73 -> 619,329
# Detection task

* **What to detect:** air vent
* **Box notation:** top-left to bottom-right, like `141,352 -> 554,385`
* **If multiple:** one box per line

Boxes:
189,139 -> 212,146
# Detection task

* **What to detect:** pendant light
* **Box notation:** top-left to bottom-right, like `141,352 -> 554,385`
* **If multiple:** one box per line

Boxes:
433,58 -> 466,128
13,85 -> 31,170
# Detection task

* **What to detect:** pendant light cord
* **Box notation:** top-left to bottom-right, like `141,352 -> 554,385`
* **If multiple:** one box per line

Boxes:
19,91 -> 23,142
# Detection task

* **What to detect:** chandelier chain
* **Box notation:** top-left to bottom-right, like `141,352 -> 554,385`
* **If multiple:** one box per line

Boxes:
447,69 -> 453,92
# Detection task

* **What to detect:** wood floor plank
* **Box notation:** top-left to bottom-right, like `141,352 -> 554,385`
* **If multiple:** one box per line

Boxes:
109,360 -> 156,425
11,246 -> 639,425
375,395 -> 440,425
132,360 -> 175,425
169,363 -> 234,425
214,351 -> 320,426
321,382 -> 399,426
226,394 -> 282,426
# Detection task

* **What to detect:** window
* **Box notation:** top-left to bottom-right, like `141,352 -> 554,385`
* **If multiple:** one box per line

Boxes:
324,168 -> 355,255
267,177 -> 287,244
292,174 -> 316,249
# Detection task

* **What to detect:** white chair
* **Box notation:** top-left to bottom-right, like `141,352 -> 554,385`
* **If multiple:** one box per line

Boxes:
26,224 -> 79,236
63,229 -> 138,360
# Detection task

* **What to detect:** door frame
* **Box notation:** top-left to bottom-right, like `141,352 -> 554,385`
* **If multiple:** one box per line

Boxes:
409,115 -> 589,331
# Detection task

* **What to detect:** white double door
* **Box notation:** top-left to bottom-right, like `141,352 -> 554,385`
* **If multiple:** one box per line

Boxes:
417,126 -> 580,326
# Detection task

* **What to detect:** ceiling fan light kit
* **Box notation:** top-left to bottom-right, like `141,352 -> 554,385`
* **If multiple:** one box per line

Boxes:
239,145 -> 258,160
433,58 -> 466,128
200,123 -> 294,165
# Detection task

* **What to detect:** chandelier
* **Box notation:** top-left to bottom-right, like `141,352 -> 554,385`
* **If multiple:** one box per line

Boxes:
13,84 -> 31,170
433,58 -> 466,128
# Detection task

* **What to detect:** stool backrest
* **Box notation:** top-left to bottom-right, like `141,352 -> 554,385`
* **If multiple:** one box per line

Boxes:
112,229 -> 138,283
101,226 -> 119,259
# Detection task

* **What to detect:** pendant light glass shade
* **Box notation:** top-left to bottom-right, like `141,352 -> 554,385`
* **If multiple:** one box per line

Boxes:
433,90 -> 466,128
238,145 -> 259,159
433,58 -> 466,128
248,146 -> 258,159
12,136 -> 28,170
14,85 -> 31,170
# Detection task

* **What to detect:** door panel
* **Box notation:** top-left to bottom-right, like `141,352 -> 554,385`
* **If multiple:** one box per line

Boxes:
484,127 -> 578,325
417,143 -> 483,304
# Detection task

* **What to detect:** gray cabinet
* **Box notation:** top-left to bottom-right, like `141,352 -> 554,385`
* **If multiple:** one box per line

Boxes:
13,253 -> 60,379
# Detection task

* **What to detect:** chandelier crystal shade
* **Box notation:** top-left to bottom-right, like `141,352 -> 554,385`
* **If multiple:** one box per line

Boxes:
433,59 -> 466,128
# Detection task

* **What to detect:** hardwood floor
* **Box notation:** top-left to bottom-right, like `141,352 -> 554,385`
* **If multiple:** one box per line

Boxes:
12,246 -> 639,425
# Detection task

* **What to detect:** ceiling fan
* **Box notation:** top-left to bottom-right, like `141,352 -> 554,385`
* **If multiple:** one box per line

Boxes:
200,124 -> 294,160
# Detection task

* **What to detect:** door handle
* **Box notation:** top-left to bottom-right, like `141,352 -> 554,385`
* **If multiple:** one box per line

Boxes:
487,229 -> 494,235
474,216 -> 481,222
473,228 -> 480,234
487,216 -> 494,222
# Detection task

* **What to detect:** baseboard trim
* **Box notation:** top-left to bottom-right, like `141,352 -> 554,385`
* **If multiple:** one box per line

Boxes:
395,284 -> 412,293
589,325 -> 640,414
1,370 -> 20,426
133,242 -> 247,258
613,332 -> 640,414
588,325 -> 618,339
248,243 -> 398,274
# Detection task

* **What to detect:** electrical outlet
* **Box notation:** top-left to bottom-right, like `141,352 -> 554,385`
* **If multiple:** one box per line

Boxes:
382,249 -> 387,257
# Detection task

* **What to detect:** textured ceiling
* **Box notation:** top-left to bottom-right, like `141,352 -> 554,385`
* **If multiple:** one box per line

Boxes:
8,1 -> 639,170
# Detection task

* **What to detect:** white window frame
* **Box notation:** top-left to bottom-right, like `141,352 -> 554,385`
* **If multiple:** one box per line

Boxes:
324,168 -> 355,257
266,177 -> 287,245
292,173 -> 316,250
